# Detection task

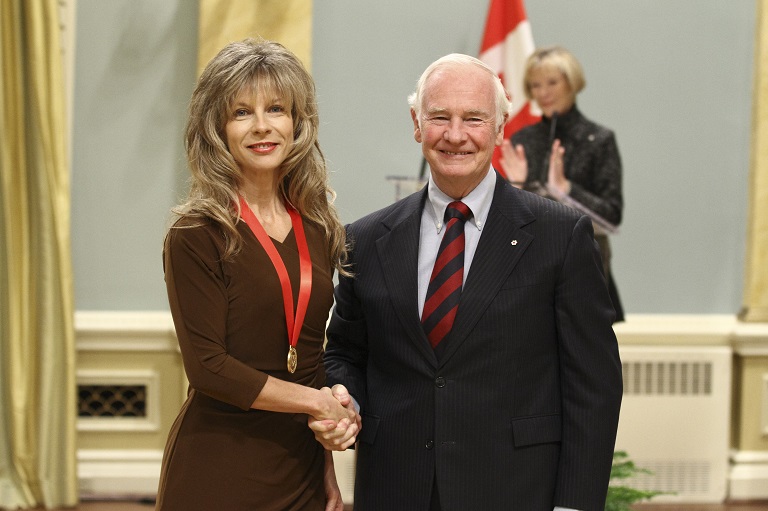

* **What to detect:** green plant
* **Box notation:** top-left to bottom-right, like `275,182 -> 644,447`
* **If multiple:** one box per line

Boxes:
604,451 -> 664,511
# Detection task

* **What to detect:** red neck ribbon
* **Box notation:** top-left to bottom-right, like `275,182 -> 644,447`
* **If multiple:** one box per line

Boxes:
238,195 -> 313,357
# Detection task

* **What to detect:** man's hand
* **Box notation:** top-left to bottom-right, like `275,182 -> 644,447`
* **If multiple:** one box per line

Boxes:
308,384 -> 361,451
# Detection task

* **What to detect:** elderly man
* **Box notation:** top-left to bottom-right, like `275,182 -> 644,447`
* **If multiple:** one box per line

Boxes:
313,53 -> 622,511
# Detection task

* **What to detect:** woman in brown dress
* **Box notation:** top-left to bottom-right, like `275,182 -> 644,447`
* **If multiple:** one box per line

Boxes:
156,39 -> 359,511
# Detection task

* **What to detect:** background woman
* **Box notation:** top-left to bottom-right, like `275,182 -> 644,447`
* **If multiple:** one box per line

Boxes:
501,45 -> 624,321
156,39 -> 357,511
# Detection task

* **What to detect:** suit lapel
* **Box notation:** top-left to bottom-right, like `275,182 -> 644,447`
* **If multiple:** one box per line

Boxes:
439,176 -> 536,365
375,188 -> 438,366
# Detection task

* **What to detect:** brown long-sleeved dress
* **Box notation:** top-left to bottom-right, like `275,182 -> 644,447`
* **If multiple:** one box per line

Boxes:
156,215 -> 335,511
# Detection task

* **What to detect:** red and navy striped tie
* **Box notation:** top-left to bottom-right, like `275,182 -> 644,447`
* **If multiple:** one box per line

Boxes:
422,201 -> 473,349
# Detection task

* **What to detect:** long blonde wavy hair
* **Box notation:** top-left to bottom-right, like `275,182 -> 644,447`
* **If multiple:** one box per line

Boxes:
172,39 -> 348,274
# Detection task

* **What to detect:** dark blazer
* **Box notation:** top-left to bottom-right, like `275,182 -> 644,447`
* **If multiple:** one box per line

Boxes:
325,173 -> 622,511
512,106 -> 625,321
511,106 -> 623,226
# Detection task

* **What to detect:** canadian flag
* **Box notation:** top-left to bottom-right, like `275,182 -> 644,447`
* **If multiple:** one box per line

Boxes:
479,0 -> 540,177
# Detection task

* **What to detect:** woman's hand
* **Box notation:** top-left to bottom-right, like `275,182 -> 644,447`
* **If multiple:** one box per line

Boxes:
500,139 -> 528,187
315,386 -> 357,422
308,385 -> 361,451
323,450 -> 345,511
546,139 -> 570,197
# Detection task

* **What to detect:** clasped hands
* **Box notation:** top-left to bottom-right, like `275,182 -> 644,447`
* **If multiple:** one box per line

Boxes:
500,138 -> 570,196
308,384 -> 361,451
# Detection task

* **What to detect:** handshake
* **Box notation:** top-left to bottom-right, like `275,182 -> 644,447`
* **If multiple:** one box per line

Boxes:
307,384 -> 361,451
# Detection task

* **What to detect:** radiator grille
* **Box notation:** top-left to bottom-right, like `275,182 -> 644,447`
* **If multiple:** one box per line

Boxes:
619,459 -> 712,496
622,361 -> 713,395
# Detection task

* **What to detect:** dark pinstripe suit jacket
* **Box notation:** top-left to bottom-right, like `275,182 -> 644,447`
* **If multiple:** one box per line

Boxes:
325,173 -> 622,511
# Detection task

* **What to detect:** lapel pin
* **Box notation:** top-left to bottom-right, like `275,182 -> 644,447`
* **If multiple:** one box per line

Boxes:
511,240 -> 518,245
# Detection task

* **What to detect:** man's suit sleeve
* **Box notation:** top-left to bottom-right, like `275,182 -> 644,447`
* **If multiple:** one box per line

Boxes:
324,227 -> 369,411
553,215 -> 623,510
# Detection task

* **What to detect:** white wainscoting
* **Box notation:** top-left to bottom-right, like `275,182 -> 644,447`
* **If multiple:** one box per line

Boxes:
615,345 -> 732,502
729,450 -> 768,500
76,311 -> 177,498
730,320 -> 768,501
75,312 -> 768,502
78,449 -> 163,498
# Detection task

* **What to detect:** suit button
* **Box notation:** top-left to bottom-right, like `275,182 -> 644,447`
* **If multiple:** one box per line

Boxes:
425,440 -> 434,450
435,377 -> 446,388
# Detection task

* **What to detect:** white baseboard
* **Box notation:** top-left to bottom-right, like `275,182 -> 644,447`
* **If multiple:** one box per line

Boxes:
729,450 -> 768,500
77,450 -> 161,498
77,449 -> 358,504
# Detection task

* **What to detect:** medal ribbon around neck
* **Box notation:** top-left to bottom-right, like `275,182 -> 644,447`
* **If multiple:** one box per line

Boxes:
238,195 -> 312,373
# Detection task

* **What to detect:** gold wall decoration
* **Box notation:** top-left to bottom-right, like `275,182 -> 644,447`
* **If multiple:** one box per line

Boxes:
740,0 -> 768,322
198,0 -> 313,74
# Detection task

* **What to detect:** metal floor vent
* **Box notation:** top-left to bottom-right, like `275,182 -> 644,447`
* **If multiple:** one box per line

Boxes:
78,384 -> 147,418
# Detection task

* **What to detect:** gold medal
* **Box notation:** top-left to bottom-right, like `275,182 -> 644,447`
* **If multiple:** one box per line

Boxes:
239,197 -> 310,378
287,346 -> 298,373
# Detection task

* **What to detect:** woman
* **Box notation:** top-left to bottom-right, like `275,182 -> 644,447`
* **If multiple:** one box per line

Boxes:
156,39 -> 358,511
501,45 -> 624,321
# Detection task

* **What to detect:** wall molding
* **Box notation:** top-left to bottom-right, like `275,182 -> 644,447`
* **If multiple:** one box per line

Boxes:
59,0 -> 77,165
78,449 -> 162,498
729,450 -> 768,500
616,314 -> 768,355
76,311 -> 768,352
75,310 -> 177,352
731,321 -> 768,356
763,374 -> 768,437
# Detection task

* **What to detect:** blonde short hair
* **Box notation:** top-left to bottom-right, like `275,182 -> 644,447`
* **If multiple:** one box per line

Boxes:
523,46 -> 586,101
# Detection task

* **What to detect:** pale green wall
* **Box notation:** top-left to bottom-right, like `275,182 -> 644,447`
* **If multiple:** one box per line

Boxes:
72,1 -> 198,310
312,0 -> 755,314
71,0 -> 755,314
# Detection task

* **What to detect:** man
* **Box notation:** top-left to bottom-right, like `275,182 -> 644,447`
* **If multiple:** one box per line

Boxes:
315,54 -> 622,511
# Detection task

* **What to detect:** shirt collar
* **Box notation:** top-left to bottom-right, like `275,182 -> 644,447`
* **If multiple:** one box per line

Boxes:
425,168 -> 495,234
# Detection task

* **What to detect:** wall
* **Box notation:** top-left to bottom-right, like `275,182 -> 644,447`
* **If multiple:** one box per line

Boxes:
71,0 -> 198,311
311,0 -> 755,314
67,1 -> 766,500
71,3 -> 755,315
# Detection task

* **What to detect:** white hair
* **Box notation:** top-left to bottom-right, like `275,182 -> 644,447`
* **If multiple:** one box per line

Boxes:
407,53 -> 512,131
